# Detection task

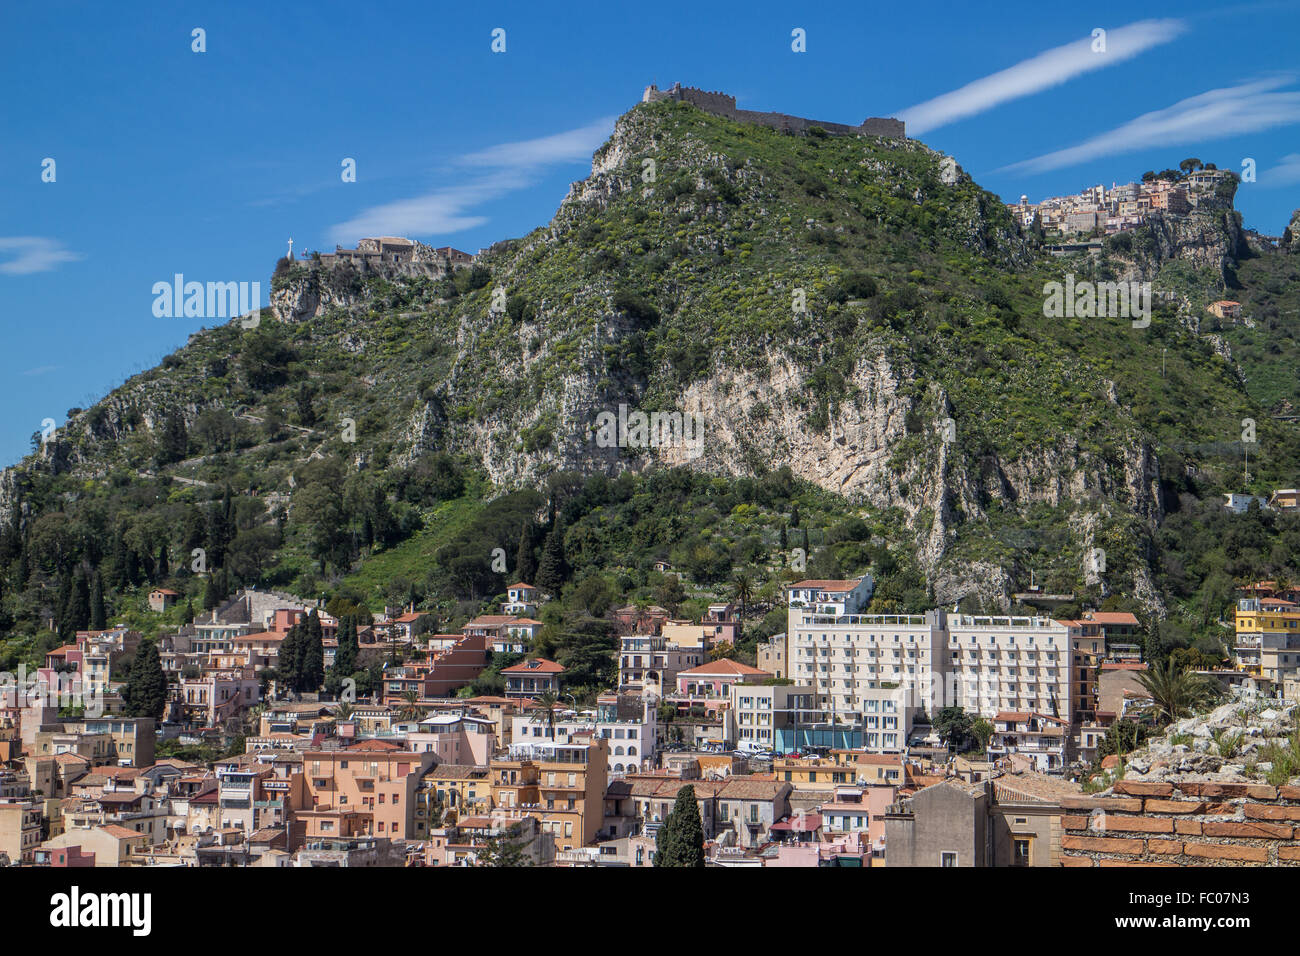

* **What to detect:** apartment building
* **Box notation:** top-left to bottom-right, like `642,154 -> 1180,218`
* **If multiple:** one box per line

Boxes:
987,712 -> 1069,772
729,682 -> 816,752
945,615 -> 1073,721
297,743 -> 437,843
492,739 -> 610,851
617,634 -> 704,697
510,694 -> 657,775
787,586 -> 943,737
0,794 -> 42,864
1234,596 -> 1300,689
33,717 -> 156,767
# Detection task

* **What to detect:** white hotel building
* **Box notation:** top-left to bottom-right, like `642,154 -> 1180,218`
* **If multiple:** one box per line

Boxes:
786,579 -> 943,742
944,614 -> 1076,721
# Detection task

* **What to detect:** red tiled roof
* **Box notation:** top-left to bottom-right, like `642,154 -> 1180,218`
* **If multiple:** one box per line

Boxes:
788,580 -> 863,592
677,658 -> 768,677
500,658 -> 564,674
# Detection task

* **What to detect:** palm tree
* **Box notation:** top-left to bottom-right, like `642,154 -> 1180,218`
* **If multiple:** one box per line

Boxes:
530,691 -> 560,739
1135,659 -> 1213,724
731,570 -> 754,627
335,702 -> 354,721
399,690 -> 422,722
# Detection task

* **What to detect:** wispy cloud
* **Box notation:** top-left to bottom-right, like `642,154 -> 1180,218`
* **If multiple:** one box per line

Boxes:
329,116 -> 617,245
0,237 -> 82,275
898,19 -> 1186,136
1004,76 -> 1300,174
22,365 -> 59,377
458,117 -> 618,168
1262,152 -> 1300,185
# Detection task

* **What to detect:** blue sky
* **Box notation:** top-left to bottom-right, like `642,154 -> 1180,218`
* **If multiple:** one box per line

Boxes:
3,0 -> 1299,466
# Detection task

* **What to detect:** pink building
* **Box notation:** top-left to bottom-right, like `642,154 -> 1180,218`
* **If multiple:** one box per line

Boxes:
674,659 -> 769,698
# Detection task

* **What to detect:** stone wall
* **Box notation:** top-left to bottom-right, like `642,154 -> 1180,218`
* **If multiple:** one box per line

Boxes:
642,83 -> 905,139
1060,780 -> 1300,866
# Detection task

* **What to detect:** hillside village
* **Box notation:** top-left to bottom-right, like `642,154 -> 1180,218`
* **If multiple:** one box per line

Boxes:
1005,162 -> 1235,240
3,80 -> 1300,882
3,561 -> 1299,869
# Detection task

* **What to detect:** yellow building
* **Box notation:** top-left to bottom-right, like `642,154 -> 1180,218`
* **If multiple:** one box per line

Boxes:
423,764 -> 490,818
1234,597 -> 1300,688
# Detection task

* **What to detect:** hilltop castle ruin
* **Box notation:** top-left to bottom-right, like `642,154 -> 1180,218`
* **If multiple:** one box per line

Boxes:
642,83 -> 905,139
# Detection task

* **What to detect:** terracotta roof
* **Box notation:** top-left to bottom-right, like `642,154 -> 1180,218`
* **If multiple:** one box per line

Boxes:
233,631 -> 286,643
429,764 -> 488,780
501,658 -> 564,674
992,772 -> 1082,805
98,824 -> 147,840
344,738 -> 406,751
1083,612 -> 1140,626
677,659 -> 768,677
507,583 -> 535,591
788,580 -> 863,592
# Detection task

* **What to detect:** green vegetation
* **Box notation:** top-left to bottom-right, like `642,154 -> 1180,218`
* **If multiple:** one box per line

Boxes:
654,784 -> 705,867
0,96 -> 1297,694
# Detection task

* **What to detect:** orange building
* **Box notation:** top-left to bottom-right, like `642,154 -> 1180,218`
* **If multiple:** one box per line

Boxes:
296,742 -> 436,843
490,739 -> 609,851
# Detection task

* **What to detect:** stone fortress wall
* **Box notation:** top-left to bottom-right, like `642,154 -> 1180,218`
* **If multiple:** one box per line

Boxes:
642,82 -> 905,139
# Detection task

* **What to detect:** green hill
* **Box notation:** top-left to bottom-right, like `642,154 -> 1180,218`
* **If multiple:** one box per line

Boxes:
3,95 -> 1300,677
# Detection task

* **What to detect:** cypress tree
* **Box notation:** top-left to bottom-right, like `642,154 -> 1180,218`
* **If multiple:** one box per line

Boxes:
279,621 -> 303,692
515,521 -> 537,584
55,574 -> 74,640
157,544 -> 169,578
334,615 -> 358,676
301,610 -> 325,691
655,785 -> 705,867
89,569 -> 107,630
124,640 -> 168,719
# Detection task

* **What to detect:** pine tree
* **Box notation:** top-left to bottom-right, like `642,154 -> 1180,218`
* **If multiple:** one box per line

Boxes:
89,570 -> 107,630
534,520 -> 567,595
124,640 -> 168,719
515,522 -> 537,584
655,785 -> 705,867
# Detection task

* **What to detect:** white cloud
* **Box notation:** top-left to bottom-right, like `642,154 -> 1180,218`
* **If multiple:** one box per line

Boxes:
898,19 -> 1186,136
1263,152 -> 1300,185
329,117 -> 617,244
458,116 -> 618,168
0,237 -> 82,275
22,365 -> 58,377
1004,76 -> 1300,174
